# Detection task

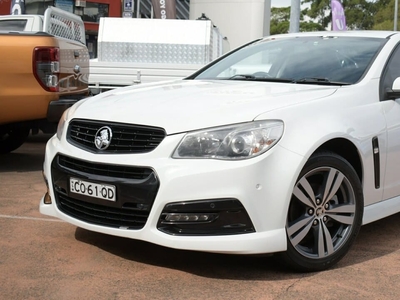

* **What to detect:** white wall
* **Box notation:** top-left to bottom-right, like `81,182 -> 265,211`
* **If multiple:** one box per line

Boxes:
189,0 -> 271,52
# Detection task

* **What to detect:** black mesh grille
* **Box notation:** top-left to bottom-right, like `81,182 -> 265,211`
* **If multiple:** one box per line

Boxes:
58,155 -> 152,180
67,119 -> 166,153
55,193 -> 148,229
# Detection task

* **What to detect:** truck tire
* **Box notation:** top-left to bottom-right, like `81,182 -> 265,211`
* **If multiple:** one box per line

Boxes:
0,127 -> 30,154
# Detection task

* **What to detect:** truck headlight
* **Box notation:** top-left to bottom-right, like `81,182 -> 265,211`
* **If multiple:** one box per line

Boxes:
172,120 -> 284,160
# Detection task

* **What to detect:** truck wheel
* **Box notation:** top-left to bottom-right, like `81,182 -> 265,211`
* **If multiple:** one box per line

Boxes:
0,128 -> 30,154
284,152 -> 363,272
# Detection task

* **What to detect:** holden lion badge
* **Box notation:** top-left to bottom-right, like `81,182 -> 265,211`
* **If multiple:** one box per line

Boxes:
95,126 -> 112,150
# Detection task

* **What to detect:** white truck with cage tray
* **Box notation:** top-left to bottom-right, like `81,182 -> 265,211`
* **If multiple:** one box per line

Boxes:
89,17 -> 223,94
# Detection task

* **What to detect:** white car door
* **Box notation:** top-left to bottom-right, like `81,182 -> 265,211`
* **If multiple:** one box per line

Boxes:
380,43 -> 400,200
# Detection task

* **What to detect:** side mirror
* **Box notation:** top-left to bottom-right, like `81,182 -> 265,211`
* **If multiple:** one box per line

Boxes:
387,77 -> 400,99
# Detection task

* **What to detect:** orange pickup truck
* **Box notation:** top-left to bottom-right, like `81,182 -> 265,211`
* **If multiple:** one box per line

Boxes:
0,7 -> 89,153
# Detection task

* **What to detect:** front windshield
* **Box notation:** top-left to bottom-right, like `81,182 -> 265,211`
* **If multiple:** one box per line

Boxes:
193,36 -> 387,85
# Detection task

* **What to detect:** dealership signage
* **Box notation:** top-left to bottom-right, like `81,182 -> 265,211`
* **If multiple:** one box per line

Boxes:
151,0 -> 176,19
124,0 -> 133,12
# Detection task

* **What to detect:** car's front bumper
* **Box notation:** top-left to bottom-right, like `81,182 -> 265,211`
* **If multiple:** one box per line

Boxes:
40,133 -> 305,254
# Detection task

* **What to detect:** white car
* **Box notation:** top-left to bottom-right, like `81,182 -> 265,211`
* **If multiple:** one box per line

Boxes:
41,31 -> 400,272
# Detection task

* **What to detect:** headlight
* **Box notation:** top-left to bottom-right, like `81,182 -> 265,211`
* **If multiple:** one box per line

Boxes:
56,108 -> 70,140
172,120 -> 284,160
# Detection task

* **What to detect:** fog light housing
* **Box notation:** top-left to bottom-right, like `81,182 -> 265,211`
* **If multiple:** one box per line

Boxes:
157,198 -> 255,236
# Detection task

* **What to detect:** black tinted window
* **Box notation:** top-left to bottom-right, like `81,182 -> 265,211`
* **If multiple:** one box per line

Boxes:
381,43 -> 400,100
0,20 -> 27,31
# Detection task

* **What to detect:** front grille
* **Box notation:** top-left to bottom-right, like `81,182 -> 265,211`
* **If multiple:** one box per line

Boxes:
56,193 -> 148,229
58,155 -> 152,180
67,119 -> 166,153
52,155 -> 160,230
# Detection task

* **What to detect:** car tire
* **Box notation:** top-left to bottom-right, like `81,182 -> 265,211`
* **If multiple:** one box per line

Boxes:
0,127 -> 30,154
284,151 -> 363,272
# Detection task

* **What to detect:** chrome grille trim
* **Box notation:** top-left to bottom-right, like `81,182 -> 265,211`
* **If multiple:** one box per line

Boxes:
67,119 -> 166,153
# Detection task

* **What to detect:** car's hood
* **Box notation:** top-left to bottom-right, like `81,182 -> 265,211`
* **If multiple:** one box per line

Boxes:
74,80 -> 337,134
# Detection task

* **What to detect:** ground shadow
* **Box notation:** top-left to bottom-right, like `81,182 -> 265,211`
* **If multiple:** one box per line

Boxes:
0,134 -> 51,172
75,227 -> 290,280
74,212 -> 400,280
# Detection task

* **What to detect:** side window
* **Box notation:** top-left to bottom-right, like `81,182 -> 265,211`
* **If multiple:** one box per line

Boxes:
0,20 -> 27,31
381,44 -> 400,100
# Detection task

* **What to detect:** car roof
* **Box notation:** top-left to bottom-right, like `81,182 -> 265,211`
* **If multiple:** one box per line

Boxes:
264,30 -> 399,40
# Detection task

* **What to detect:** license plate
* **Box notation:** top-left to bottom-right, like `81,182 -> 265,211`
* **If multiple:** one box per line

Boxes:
70,178 -> 116,201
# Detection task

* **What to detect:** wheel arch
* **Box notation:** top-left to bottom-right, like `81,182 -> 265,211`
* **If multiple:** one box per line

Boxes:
311,138 -> 363,183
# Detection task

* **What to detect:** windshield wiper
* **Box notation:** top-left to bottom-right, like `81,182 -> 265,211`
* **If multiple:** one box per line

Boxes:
228,74 -> 257,80
293,77 -> 351,86
223,75 -> 350,85
227,74 -> 294,83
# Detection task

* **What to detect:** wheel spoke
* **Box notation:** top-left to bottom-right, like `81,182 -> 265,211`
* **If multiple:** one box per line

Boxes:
287,215 -> 313,236
317,222 -> 334,258
322,168 -> 344,204
326,213 -> 355,225
328,203 -> 355,214
326,203 -> 355,225
290,218 -> 314,247
293,177 -> 316,207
